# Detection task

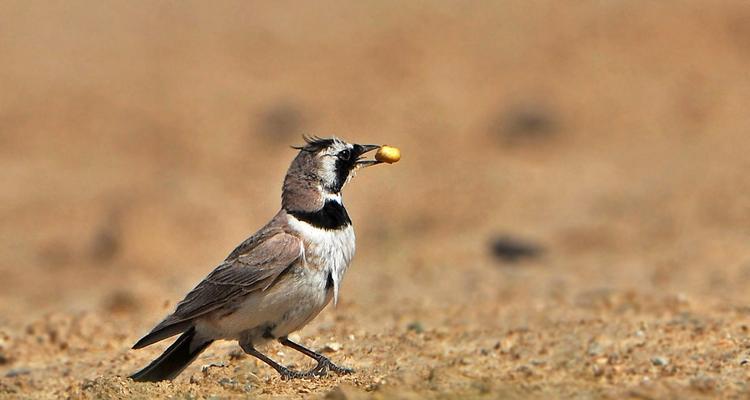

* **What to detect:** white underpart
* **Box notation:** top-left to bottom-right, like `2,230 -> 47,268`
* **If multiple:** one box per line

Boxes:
286,213 -> 355,306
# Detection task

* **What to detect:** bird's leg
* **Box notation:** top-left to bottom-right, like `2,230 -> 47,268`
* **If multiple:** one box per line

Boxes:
239,342 -> 312,380
279,337 -> 354,376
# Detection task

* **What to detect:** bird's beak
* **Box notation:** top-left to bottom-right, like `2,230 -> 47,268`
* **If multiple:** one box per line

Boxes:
354,144 -> 382,167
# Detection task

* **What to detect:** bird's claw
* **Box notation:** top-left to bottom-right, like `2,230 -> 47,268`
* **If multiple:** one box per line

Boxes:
277,358 -> 353,380
278,367 -> 313,380
310,357 -> 354,376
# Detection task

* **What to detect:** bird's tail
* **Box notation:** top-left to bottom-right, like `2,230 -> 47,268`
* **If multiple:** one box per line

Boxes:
130,326 -> 213,382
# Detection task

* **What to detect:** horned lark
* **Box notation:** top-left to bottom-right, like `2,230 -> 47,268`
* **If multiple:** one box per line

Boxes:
130,136 -> 393,382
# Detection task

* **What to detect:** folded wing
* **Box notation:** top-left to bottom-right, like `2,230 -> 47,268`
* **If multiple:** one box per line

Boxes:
132,229 -> 302,349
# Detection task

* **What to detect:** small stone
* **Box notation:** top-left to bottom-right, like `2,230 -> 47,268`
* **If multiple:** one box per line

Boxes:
406,321 -> 424,333
320,342 -> 342,353
515,365 -> 534,377
651,356 -> 669,366
201,362 -> 228,375
490,235 -> 543,263
80,379 -> 96,390
5,368 -> 30,378
587,342 -> 604,356
219,377 -> 238,389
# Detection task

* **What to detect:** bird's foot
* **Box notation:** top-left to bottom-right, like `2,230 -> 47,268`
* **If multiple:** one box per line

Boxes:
309,357 -> 354,376
277,366 -> 315,380
275,358 -> 353,380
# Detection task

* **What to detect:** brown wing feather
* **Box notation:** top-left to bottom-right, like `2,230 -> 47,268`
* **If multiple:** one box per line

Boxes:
133,228 -> 301,349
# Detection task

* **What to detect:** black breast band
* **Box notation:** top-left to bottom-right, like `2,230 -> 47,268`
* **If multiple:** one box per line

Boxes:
288,200 -> 352,230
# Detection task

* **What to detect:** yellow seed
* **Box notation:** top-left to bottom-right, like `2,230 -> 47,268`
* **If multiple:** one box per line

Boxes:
375,145 -> 401,163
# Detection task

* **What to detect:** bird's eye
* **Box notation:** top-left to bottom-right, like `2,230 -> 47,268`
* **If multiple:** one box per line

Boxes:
338,149 -> 351,160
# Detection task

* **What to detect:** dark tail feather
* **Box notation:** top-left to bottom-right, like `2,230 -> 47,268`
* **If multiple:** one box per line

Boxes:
132,320 -> 193,350
130,327 -> 213,382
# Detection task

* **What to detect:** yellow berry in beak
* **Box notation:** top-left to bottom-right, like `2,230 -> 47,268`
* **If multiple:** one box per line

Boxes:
375,145 -> 401,164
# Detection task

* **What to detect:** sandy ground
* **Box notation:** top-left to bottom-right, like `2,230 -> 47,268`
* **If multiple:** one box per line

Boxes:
3,1 -> 750,398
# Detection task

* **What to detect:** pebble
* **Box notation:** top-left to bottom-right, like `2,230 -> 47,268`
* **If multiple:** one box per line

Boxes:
218,377 -> 238,390
5,368 -> 30,378
587,342 -> 604,356
515,365 -> 534,377
490,235 -> 543,263
651,356 -> 670,366
407,321 -> 424,333
320,342 -> 342,353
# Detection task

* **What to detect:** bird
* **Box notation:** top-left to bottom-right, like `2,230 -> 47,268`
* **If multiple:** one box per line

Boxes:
129,136 -> 387,382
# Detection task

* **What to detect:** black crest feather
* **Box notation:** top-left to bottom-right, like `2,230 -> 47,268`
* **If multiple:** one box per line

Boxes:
292,135 -> 336,152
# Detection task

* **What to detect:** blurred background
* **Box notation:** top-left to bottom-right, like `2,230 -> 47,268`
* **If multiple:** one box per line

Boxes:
2,1 -> 750,397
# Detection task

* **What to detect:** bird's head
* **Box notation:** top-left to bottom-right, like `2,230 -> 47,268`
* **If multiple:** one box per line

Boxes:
282,136 -> 380,211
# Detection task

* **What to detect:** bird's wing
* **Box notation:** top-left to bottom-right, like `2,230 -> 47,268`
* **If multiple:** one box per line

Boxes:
133,229 -> 302,348
174,231 -> 301,318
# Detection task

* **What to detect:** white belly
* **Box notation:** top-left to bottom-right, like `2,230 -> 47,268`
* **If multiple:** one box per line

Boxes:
198,263 -> 332,341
